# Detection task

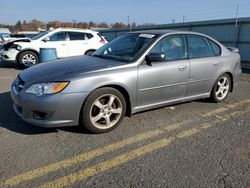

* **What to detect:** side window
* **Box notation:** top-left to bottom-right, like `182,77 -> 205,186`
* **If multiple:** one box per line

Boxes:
151,35 -> 186,61
49,32 -> 66,41
86,33 -> 93,39
187,35 -> 213,58
208,39 -> 221,56
68,32 -> 85,41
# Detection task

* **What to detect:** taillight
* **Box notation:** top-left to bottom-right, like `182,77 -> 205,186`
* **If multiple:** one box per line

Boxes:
98,33 -> 106,44
1,38 -> 5,44
100,38 -> 105,44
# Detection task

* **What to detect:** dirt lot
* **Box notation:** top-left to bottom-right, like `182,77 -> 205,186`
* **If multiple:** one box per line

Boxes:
0,62 -> 249,188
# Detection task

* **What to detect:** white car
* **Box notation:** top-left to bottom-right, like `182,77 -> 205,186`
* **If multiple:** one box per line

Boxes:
0,28 -> 107,67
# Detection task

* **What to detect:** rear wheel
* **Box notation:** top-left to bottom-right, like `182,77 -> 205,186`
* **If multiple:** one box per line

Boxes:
210,74 -> 231,103
84,50 -> 95,56
18,51 -> 39,68
81,87 -> 126,133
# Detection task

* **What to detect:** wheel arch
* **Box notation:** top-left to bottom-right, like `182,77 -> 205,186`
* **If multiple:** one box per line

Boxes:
16,49 -> 39,63
80,83 -> 132,120
209,71 -> 234,96
96,84 -> 132,117
84,49 -> 96,55
224,71 -> 234,92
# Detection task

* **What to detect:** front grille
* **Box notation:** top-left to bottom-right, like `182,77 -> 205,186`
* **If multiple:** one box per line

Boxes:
15,76 -> 25,92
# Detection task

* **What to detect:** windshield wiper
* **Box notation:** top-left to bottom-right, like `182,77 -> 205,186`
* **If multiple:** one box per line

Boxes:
92,54 -> 130,63
92,54 -> 112,60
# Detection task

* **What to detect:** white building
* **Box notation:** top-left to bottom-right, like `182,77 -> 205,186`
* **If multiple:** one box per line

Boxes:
0,28 -> 11,34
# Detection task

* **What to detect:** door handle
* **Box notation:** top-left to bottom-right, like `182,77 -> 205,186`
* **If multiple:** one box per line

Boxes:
178,65 -> 187,71
213,62 -> 219,66
61,44 -> 67,46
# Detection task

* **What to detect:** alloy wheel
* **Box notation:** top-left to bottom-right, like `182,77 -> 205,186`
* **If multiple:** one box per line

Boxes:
215,76 -> 230,100
22,53 -> 37,67
89,94 -> 123,129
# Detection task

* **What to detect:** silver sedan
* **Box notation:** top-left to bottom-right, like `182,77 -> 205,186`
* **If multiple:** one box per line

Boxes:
11,30 -> 242,133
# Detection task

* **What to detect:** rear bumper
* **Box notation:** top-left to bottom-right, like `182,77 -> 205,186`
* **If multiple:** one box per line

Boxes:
234,67 -> 242,86
11,86 -> 89,128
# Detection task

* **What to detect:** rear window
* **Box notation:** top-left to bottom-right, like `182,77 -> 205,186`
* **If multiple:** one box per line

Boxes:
68,32 -> 85,40
208,40 -> 221,56
187,35 -> 213,58
86,33 -> 93,39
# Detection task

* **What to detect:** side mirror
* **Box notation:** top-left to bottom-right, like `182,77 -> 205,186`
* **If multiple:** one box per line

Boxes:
146,53 -> 165,64
43,37 -> 50,42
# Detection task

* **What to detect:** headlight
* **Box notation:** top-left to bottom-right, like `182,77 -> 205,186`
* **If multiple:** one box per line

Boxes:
26,82 -> 69,96
10,44 -> 22,50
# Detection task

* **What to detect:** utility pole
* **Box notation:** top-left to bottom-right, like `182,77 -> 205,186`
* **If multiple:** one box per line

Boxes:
182,15 -> 185,23
234,3 -> 240,45
235,4 -> 239,28
127,16 -> 132,31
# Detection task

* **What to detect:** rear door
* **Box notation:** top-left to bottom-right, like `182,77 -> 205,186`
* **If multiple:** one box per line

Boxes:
67,32 -> 89,56
137,35 -> 190,107
186,35 -> 221,96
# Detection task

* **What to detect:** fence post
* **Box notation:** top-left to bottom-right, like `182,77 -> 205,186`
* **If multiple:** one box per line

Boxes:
235,21 -> 242,48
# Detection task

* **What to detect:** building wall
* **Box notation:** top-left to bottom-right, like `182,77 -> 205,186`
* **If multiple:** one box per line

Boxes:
99,18 -> 250,69
0,28 -> 11,34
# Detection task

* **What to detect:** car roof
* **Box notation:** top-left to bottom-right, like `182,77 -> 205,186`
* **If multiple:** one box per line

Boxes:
131,29 -> 205,36
53,28 -> 98,34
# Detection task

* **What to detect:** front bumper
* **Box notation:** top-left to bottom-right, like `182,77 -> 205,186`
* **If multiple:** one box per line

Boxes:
0,49 -> 18,62
11,86 -> 89,128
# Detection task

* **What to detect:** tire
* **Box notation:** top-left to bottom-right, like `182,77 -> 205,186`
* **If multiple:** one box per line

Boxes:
18,51 -> 39,68
84,50 -> 95,56
210,73 -> 231,103
80,87 -> 126,133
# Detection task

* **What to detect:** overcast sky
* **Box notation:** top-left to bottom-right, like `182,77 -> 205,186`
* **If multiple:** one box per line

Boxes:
0,0 -> 249,25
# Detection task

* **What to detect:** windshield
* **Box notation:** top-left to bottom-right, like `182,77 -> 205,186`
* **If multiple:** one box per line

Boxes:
92,33 -> 158,63
32,31 -> 48,40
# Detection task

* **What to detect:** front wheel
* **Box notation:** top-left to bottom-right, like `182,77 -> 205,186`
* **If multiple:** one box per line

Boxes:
18,51 -> 39,68
210,74 -> 231,103
80,87 -> 126,133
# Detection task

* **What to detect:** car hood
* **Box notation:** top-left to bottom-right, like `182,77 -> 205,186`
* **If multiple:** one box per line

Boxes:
3,38 -> 31,50
10,38 -> 31,43
19,56 -> 127,84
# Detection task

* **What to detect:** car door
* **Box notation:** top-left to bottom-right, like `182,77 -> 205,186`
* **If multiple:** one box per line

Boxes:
137,35 -> 190,107
67,32 -> 89,56
186,35 -> 221,97
43,31 -> 69,58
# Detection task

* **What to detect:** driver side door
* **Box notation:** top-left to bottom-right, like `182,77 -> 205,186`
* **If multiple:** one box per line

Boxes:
137,35 -> 190,108
43,31 -> 69,58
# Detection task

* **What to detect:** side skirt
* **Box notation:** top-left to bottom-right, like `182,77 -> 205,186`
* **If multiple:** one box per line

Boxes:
131,93 -> 210,114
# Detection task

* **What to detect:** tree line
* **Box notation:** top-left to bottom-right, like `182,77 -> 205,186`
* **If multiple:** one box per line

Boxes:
0,19 -> 139,33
